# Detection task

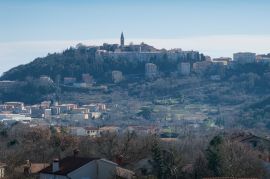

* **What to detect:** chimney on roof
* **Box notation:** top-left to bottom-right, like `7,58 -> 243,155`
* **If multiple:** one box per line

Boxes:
73,149 -> 80,158
52,159 -> 60,172
115,155 -> 124,166
24,160 -> 31,176
26,160 -> 31,167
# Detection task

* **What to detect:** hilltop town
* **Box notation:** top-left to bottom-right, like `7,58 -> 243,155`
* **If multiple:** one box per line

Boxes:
1,34 -> 270,178
1,33 -> 270,131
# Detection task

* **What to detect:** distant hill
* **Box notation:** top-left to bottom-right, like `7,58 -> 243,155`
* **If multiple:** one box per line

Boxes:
0,43 -> 206,104
0,43 -> 204,83
0,45 -> 100,82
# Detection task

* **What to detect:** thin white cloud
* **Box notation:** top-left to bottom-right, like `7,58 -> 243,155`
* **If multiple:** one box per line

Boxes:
0,35 -> 270,75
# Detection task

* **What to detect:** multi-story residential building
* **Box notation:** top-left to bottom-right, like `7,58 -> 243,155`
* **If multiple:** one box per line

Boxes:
41,101 -> 51,109
69,127 -> 88,136
30,105 -> 43,118
193,61 -> 212,74
99,126 -> 121,134
212,57 -> 232,65
69,127 -> 100,137
89,112 -> 102,119
57,104 -> 77,113
4,102 -> 24,113
178,62 -> 191,75
69,113 -> 89,120
44,109 -> 52,119
85,127 -> 101,138
0,105 -> 7,112
96,103 -> 106,111
51,106 -> 61,115
82,104 -> 97,112
83,104 -> 106,112
0,114 -> 31,124
257,54 -> 270,63
145,63 -> 158,79
70,108 -> 89,114
112,70 -> 123,83
233,52 -> 256,64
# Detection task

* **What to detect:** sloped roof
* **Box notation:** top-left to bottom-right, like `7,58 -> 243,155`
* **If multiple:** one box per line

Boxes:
15,163 -> 49,174
39,157 -> 99,176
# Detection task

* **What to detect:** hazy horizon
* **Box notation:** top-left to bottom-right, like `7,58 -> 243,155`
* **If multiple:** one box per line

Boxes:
1,35 -> 270,75
1,0 -> 270,74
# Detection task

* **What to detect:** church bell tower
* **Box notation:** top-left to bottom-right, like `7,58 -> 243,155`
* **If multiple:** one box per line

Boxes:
120,32 -> 124,47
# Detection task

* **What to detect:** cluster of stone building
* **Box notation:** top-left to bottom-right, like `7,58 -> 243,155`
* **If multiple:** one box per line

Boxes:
68,124 -> 159,139
1,34 -> 270,90
63,73 -> 94,87
0,101 -> 107,126
96,33 -> 270,82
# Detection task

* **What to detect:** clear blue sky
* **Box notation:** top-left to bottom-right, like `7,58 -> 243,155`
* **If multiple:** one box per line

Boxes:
0,0 -> 270,74
1,0 -> 270,41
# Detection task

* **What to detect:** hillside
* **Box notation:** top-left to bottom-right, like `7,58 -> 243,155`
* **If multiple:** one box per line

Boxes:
0,43 -> 201,82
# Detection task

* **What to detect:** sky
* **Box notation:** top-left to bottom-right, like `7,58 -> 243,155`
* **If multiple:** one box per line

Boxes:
0,0 -> 270,74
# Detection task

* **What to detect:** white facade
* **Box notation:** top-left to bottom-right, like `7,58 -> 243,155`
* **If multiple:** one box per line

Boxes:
0,114 -> 31,124
90,112 -> 102,119
85,127 -> 101,138
233,52 -> 256,64
44,109 -> 52,119
57,104 -> 77,113
4,102 -> 24,112
69,127 -> 101,137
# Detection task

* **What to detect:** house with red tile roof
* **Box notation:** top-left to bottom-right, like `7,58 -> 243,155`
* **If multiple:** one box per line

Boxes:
39,156 -> 135,179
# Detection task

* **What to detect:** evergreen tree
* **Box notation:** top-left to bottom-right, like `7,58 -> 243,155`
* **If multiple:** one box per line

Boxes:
151,139 -> 166,179
206,135 -> 223,176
